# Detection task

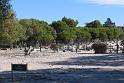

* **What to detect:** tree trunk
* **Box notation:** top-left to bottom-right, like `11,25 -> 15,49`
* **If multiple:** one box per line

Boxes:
10,44 -> 13,50
20,41 -> 23,49
40,42 -> 42,52
24,43 -> 27,51
123,45 -> 124,53
117,44 -> 119,54
116,40 -> 119,54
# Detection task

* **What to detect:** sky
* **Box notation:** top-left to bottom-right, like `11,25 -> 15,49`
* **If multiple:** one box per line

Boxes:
11,0 -> 124,26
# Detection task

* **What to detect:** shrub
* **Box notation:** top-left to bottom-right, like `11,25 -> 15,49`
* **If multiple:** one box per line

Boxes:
50,43 -> 58,52
92,43 -> 107,54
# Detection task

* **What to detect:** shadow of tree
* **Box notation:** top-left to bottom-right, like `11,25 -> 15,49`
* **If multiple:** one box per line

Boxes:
47,54 -> 124,66
0,68 -> 124,83
0,53 -> 124,82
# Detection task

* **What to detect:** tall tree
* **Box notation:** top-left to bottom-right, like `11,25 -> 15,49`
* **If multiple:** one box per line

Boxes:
0,0 -> 24,48
61,28 -> 77,44
99,29 -> 108,41
51,20 -> 68,43
51,20 -> 68,34
0,0 -> 12,21
19,18 -> 57,51
1,10 -> 26,49
89,28 -> 100,40
62,17 -> 78,27
75,28 -> 91,42
86,20 -> 103,28
0,0 -> 12,32
103,18 -> 116,28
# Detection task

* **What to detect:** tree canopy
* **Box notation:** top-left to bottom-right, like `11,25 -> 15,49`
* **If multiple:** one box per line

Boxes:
0,0 -> 123,48
85,20 -> 103,28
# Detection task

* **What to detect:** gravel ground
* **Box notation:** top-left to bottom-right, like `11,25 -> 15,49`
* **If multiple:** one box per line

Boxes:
0,49 -> 124,83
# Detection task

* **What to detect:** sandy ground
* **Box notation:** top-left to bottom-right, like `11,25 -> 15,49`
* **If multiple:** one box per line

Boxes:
0,49 -> 124,83
0,49 -> 94,71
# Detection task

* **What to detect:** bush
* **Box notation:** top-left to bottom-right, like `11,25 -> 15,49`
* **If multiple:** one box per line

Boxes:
92,43 -> 107,54
50,43 -> 58,52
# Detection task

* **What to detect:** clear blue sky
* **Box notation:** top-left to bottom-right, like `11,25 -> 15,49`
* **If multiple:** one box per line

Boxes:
11,0 -> 124,26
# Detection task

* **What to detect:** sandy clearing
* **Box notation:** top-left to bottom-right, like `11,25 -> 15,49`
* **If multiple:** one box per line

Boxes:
0,49 -> 123,72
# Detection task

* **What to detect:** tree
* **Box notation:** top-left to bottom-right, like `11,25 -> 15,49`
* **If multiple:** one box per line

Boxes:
75,28 -> 91,42
106,28 -> 120,40
75,28 -> 91,49
119,30 -> 124,40
0,0 -> 12,48
34,26 -> 56,52
19,18 -> 57,51
2,10 -> 26,49
103,18 -> 115,28
113,28 -> 120,39
85,20 -> 103,28
20,19 -> 54,46
51,20 -> 68,33
89,28 -> 100,40
35,26 -> 56,44
51,20 -> 68,43
0,0 -> 12,22
83,31 -> 91,41
0,0 -> 13,34
61,28 -> 77,44
0,1 -> 24,48
75,28 -> 83,42
106,29 -> 113,40
62,17 -> 78,27
99,29 -> 108,41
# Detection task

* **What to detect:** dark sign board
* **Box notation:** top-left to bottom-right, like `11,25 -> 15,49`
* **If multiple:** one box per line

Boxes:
11,64 -> 27,71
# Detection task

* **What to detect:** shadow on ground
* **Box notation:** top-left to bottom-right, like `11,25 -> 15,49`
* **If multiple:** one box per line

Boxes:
0,68 -> 124,83
47,54 -> 124,66
0,54 -> 124,83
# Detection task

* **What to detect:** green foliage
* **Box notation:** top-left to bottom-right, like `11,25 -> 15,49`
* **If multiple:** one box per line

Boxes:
62,17 -> 78,27
99,29 -> 108,41
86,20 -> 103,28
0,0 -> 12,21
51,20 -> 68,41
106,28 -> 120,40
103,18 -> 115,28
61,28 -> 77,43
86,27 -> 121,41
0,9 -> 25,44
51,20 -> 68,33
88,28 -> 100,40
1,0 -> 124,49
75,28 -> 91,41
119,30 -> 124,40
19,18 -> 55,44
35,26 -> 56,43
0,0 -> 21,45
